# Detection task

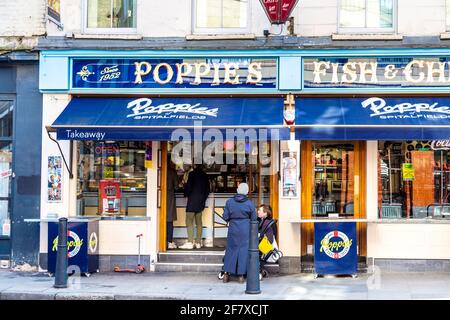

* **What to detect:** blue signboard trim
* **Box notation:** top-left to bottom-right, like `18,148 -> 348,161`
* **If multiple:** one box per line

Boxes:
39,49 -> 450,94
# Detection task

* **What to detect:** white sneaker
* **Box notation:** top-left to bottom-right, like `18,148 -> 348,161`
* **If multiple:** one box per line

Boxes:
167,242 -> 177,249
179,242 -> 194,249
194,242 -> 202,249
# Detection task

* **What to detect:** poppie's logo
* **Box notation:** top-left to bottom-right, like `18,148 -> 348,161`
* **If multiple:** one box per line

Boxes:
52,231 -> 83,258
320,230 -> 353,259
361,97 -> 450,119
126,98 -> 218,120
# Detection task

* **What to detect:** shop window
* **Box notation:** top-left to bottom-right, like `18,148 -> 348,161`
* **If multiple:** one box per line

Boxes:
312,143 -> 355,218
85,0 -> 136,32
378,141 -> 450,219
77,141 -> 147,217
193,0 -> 249,35
0,101 -> 13,138
447,0 -> 450,31
339,0 -> 395,33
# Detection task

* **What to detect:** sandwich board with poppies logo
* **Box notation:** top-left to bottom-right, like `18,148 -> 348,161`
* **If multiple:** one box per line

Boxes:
314,222 -> 357,276
47,220 -> 99,274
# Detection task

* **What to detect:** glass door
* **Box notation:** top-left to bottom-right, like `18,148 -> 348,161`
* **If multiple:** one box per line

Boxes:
301,141 -> 366,269
312,142 -> 355,218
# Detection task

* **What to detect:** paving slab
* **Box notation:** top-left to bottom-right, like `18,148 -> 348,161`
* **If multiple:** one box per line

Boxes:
0,270 -> 448,300
0,291 -> 55,300
55,292 -> 115,300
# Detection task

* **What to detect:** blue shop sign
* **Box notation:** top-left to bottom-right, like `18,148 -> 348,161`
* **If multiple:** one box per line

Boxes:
304,56 -> 450,89
314,222 -> 357,275
72,58 -> 277,90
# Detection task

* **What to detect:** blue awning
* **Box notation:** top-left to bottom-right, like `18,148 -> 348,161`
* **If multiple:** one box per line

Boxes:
295,97 -> 450,140
52,97 -> 289,140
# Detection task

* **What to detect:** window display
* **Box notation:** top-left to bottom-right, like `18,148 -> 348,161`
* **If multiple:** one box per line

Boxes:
312,143 -> 354,218
77,141 -> 147,216
168,140 -> 271,206
379,141 -> 450,219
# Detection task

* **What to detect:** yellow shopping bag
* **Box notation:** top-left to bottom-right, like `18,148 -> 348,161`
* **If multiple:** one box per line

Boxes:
258,235 -> 273,254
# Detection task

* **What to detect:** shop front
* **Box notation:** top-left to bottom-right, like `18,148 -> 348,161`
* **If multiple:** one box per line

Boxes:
291,53 -> 450,273
39,52 -> 290,272
38,49 -> 450,274
52,95 -> 288,253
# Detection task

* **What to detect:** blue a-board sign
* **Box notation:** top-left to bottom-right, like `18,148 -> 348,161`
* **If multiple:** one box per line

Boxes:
47,220 -> 99,274
314,222 -> 357,275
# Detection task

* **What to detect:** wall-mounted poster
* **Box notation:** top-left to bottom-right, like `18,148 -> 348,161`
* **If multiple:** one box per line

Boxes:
48,156 -> 62,202
282,151 -> 298,198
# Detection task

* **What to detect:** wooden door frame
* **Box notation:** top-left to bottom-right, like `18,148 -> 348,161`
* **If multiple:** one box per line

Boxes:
300,140 -> 367,257
158,141 -> 280,251
159,142 -> 168,252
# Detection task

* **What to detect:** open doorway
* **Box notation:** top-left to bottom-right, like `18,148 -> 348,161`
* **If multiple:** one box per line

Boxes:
160,140 -> 276,251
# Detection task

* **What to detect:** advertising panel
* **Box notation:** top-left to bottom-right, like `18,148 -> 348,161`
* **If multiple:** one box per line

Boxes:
72,58 -> 277,90
47,221 -> 99,274
314,222 -> 357,275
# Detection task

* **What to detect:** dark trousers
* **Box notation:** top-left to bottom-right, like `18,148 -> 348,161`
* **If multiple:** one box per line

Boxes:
167,221 -> 174,243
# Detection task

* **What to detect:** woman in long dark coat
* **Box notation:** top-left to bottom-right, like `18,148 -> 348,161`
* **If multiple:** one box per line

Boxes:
222,183 -> 257,283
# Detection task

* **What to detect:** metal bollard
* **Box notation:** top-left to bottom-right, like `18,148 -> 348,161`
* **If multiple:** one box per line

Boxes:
54,217 -> 68,288
245,220 -> 261,294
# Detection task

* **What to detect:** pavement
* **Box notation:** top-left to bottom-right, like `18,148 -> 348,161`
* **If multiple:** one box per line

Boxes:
0,269 -> 449,300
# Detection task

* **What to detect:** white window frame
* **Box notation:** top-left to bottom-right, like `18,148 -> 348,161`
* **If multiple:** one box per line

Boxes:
446,0 -> 450,31
192,0 -> 251,35
338,0 -> 397,34
82,0 -> 137,34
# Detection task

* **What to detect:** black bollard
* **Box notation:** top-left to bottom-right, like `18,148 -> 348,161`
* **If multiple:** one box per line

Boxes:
245,220 -> 261,294
54,217 -> 68,288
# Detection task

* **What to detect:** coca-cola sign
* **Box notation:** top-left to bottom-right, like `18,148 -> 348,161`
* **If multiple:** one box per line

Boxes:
431,140 -> 450,150
260,0 -> 299,24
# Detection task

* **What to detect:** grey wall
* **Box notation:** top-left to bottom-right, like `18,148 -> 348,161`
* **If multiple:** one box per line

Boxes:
0,61 -> 42,266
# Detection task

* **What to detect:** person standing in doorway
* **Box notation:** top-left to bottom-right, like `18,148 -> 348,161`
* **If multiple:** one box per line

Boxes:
222,183 -> 257,283
180,164 -> 210,249
166,159 -> 179,249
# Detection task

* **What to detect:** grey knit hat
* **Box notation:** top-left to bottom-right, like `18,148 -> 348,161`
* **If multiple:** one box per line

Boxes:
237,183 -> 249,195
